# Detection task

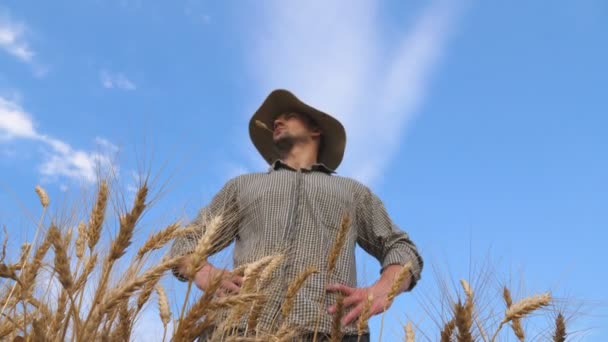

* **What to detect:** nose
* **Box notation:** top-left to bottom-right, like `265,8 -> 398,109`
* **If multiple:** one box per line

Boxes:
273,118 -> 285,130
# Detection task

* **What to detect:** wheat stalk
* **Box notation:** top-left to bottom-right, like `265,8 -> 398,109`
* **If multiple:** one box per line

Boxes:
553,313 -> 566,342
241,255 -> 276,293
156,285 -> 171,342
440,319 -> 456,342
405,321 -> 415,342
136,222 -> 181,260
281,266 -> 318,319
330,294 -> 345,342
75,221 -> 87,260
327,213 -> 350,274
49,225 -> 73,292
386,262 -> 413,307
490,293 -> 552,342
454,300 -> 473,342
357,293 -> 373,338
35,185 -> 49,208
246,255 -> 284,333
110,183 -> 148,260
255,120 -> 273,133
186,214 -> 223,279
503,287 -> 524,341
87,181 -> 108,252
460,279 -> 488,342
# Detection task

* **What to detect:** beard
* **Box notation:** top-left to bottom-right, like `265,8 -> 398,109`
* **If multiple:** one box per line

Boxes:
273,132 -> 309,157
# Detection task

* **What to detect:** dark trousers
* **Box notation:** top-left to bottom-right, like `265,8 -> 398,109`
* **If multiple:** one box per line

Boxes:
198,332 -> 370,342
299,332 -> 370,342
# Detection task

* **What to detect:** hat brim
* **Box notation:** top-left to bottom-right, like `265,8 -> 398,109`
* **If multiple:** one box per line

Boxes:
249,89 -> 346,171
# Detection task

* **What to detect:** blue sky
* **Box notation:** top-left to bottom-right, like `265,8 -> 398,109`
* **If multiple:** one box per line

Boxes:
1,0 -> 607,340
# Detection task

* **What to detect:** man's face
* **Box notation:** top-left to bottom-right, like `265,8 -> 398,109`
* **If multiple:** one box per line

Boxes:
272,112 -> 321,145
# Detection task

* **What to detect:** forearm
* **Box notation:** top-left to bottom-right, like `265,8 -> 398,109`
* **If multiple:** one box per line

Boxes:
373,264 -> 412,295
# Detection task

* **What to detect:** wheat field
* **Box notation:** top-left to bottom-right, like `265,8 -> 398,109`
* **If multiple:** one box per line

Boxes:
0,182 -> 569,341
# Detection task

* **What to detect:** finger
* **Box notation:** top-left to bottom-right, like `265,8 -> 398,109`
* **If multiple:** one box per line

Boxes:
216,289 -> 226,297
232,275 -> 244,287
329,293 -> 362,314
370,300 -> 387,315
342,293 -> 364,308
326,283 -> 356,295
222,280 -> 241,294
341,303 -> 364,326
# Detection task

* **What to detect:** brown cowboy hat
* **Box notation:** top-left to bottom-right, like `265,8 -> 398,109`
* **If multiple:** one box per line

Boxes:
249,89 -> 347,171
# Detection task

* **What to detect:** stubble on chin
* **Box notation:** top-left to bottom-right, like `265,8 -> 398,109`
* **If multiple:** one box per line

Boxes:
273,133 -> 294,158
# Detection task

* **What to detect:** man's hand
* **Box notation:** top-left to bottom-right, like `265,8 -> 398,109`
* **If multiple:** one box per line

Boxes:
193,263 -> 243,296
326,264 -> 412,326
326,282 -> 391,326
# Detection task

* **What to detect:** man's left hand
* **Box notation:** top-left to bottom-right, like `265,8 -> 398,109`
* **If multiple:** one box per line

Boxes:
326,282 -> 392,326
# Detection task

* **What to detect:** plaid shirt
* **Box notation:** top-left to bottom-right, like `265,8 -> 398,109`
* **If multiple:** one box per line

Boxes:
169,160 -> 423,336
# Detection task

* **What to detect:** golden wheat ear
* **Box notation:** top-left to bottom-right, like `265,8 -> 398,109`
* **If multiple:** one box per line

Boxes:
404,321 -> 415,342
255,120 -> 274,133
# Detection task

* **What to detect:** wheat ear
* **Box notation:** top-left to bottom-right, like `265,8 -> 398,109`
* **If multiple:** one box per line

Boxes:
490,293 -> 552,342
503,287 -> 524,341
330,294 -> 345,342
553,312 -> 566,342
35,185 -> 49,208
136,222 -> 181,259
281,267 -> 318,319
440,319 -> 456,342
87,181 -> 108,252
405,321 -> 415,342
327,213 -> 350,273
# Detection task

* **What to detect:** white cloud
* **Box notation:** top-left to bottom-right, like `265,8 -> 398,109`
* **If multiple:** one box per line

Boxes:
0,96 -> 118,183
248,0 -> 460,184
0,97 -> 37,139
0,13 -> 34,63
100,70 -> 137,90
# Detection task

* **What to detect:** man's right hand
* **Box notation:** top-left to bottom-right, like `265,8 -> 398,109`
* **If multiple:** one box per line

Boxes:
193,263 -> 243,296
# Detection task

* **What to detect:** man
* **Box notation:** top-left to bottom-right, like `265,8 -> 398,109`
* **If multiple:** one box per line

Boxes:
169,89 -> 423,341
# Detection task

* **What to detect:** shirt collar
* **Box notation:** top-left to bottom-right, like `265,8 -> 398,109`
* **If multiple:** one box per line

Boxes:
267,159 -> 335,174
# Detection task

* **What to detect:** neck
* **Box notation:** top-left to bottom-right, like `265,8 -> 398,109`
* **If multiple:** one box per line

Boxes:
280,143 -> 319,171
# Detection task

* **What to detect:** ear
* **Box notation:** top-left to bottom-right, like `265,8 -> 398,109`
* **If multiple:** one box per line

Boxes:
310,127 -> 322,138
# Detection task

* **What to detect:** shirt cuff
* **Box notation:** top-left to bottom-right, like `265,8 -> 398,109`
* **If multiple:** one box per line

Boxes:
381,247 -> 423,291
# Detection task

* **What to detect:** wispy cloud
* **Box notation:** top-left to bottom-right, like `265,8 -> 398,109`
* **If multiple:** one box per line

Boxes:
0,12 -> 34,63
248,0 -> 461,184
0,96 -> 117,183
100,70 -> 137,90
